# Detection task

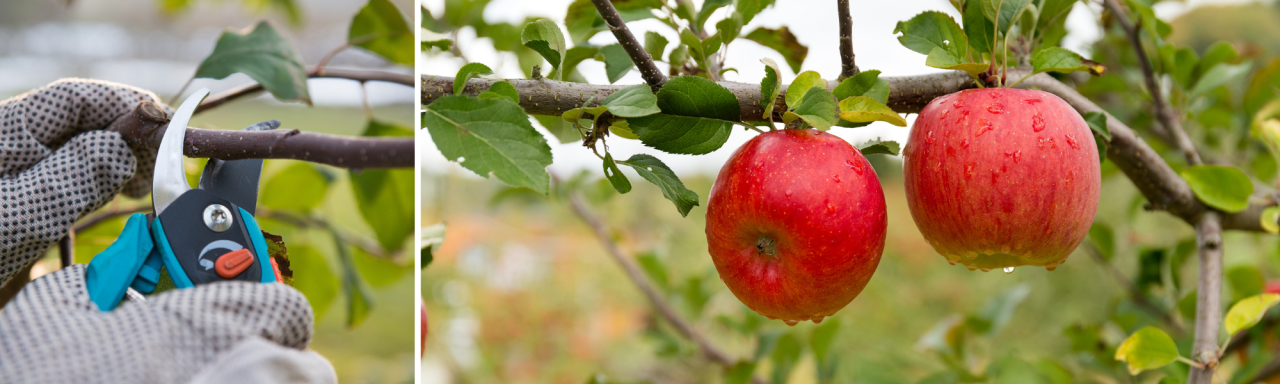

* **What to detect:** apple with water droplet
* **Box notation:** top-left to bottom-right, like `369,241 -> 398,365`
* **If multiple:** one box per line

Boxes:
903,88 -> 1100,271
706,129 -> 887,325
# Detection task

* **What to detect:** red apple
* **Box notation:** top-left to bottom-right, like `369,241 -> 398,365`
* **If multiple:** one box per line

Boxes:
1265,280 -> 1280,295
903,88 -> 1100,272
705,129 -> 887,325
420,297 -> 428,357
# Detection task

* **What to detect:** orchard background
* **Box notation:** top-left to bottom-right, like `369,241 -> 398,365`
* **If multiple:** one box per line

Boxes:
420,0 -> 1280,383
0,1 -> 417,382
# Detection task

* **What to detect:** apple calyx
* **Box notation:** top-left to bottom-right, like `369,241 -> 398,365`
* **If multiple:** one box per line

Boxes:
755,237 -> 778,257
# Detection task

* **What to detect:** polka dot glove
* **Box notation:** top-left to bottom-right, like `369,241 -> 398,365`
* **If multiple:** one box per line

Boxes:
0,79 -> 163,286
0,265 -> 329,384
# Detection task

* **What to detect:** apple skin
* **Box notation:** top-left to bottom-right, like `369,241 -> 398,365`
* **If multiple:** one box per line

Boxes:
420,298 -> 428,357
705,129 -> 887,324
903,88 -> 1100,271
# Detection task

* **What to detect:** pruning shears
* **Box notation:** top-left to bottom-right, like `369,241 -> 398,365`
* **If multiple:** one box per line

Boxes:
86,88 -> 281,311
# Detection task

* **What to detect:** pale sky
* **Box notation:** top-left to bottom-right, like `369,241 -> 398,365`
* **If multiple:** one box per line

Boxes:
419,0 -> 1249,178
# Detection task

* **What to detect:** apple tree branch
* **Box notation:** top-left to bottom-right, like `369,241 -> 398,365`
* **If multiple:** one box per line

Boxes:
591,0 -> 667,89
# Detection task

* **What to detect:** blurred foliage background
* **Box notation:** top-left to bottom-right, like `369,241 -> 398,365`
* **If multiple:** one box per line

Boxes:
0,0 -> 415,383
422,0 -> 1280,383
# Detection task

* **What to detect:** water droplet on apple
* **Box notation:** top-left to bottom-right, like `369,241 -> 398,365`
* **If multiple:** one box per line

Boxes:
1000,164 -> 1007,174
785,190 -> 793,198
991,169 -> 999,183
1024,98 -> 1042,105
952,99 -> 964,109
988,91 -> 1001,99
965,265 -> 978,271
812,316 -> 825,324
946,145 -> 956,157
1003,266 -> 1015,274
956,110 -> 969,123
940,109 -> 949,120
784,319 -> 799,326
1045,262 -> 1059,271
926,130 -> 936,144
1031,113 -> 1046,132
1004,150 -> 1021,163
974,119 -> 994,137
847,160 -> 864,175
1037,136 -> 1056,150
981,268 -> 992,272
826,201 -> 836,213
1065,134 -> 1081,149
986,103 -> 1004,114
947,260 -> 957,265
960,139 -> 969,149
964,163 -> 975,179
832,174 -> 841,183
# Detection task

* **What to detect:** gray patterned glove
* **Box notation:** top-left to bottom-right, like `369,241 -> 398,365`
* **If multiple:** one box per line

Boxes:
0,79 -> 334,383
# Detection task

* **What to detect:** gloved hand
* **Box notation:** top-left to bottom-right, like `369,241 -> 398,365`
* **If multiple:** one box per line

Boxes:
0,79 -> 335,383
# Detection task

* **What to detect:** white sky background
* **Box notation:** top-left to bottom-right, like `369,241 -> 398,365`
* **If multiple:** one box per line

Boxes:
419,0 -> 1246,178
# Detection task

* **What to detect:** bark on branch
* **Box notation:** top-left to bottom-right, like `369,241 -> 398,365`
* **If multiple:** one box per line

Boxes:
423,72 -> 1272,231
590,0 -> 667,89
109,101 -> 413,169
837,0 -> 859,81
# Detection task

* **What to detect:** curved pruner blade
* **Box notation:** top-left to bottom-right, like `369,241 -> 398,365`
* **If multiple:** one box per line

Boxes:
152,88 -> 210,215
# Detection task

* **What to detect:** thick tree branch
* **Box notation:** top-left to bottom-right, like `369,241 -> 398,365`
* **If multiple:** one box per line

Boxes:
195,67 -> 414,114
1102,0 -> 1201,165
1189,213 -> 1223,383
837,0 -> 858,81
591,0 -> 667,89
109,101 -> 413,169
424,72 -> 1270,232
567,193 -> 764,384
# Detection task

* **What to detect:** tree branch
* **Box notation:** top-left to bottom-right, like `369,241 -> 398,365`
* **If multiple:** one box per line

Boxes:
567,193 -> 764,384
1101,0 -> 1201,165
423,71 -> 1271,231
837,0 -> 858,81
1189,213 -> 1224,383
257,208 -> 403,262
195,67 -> 415,114
109,101 -> 413,169
72,205 -> 151,233
591,0 -> 667,89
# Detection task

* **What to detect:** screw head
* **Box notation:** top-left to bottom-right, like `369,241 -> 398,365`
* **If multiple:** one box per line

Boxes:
203,204 -> 233,232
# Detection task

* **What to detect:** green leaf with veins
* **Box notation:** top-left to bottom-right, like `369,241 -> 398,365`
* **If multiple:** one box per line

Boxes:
839,96 -> 906,126
680,28 -> 709,71
982,0 -> 1031,35
423,96 -> 554,194
737,0 -> 775,25
715,13 -> 743,46
1114,326 -> 1180,375
453,62 -> 492,95
602,153 -> 632,193
619,154 -> 700,216
784,87 -> 838,130
1031,47 -> 1105,76
743,26 -> 808,73
1180,165 -> 1254,212
521,19 -> 567,80
628,114 -> 733,154
655,76 -> 740,121
644,31 -> 668,61
348,0 -> 413,66
480,81 -> 519,103
595,44 -> 634,84
858,139 -> 901,155
194,21 -> 310,104
964,0 -> 995,56
610,120 -> 639,139
261,163 -> 329,213
926,47 -> 988,75
893,11 -> 967,59
760,58 -> 783,119
785,71 -> 826,110
1190,61 -> 1251,97
352,120 -> 415,252
600,84 -> 660,118
833,70 -> 890,104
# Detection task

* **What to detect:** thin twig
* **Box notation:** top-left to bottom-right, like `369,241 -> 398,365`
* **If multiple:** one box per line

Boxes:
72,206 -> 151,233
110,102 -> 413,169
567,193 -> 766,384
257,208 -> 403,261
1102,0 -> 1201,165
196,67 -> 414,114
1084,244 -> 1184,334
837,0 -> 858,81
1189,213 -> 1224,383
590,0 -> 667,89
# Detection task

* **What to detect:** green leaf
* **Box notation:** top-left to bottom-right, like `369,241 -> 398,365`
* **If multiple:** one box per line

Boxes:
715,12 -> 744,46
680,28 -> 709,70
595,44 -> 635,84
1031,47 -> 1105,76
833,69 -> 890,104
1180,165 -> 1254,212
858,139 -> 901,155
1114,326 -> 1180,375
534,115 -> 582,144
521,19 -> 567,80
481,81 -> 520,103
702,31 -> 724,58
453,62 -> 493,95
760,58 -> 782,119
289,245 -> 339,318
811,318 -> 841,382
560,46 -> 601,81
1083,111 -> 1110,142
352,247 -> 410,287
351,120 -> 415,252
1195,41 -> 1239,80
422,222 -> 445,269
609,120 -> 639,140
656,75 -> 741,121
194,21 -> 310,103
982,0 -> 1032,35
785,87 -> 838,130
1226,293 -> 1280,336
602,153 -> 632,193
1036,0 -> 1076,29
422,39 -> 453,51
635,252 -> 669,289
348,0 -> 413,66
1087,222 -> 1115,260
1190,61 -> 1251,97
563,0 -> 660,44
601,84 -> 660,118
771,334 -> 802,384
424,95 -> 554,193
260,163 -> 329,212
838,96 -> 906,127
785,71 -> 827,111
629,76 -> 739,154
333,231 -> 375,327
743,26 -> 808,73
976,283 -> 1030,335
668,44 -> 689,65
964,0 -> 995,57
893,11 -> 967,59
644,31 -> 669,61
925,47 -> 988,75
1262,206 -> 1280,234
1229,265 -> 1265,302
619,154 -> 700,216
725,361 -> 757,384
695,0 -> 732,32
737,0 -> 775,24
